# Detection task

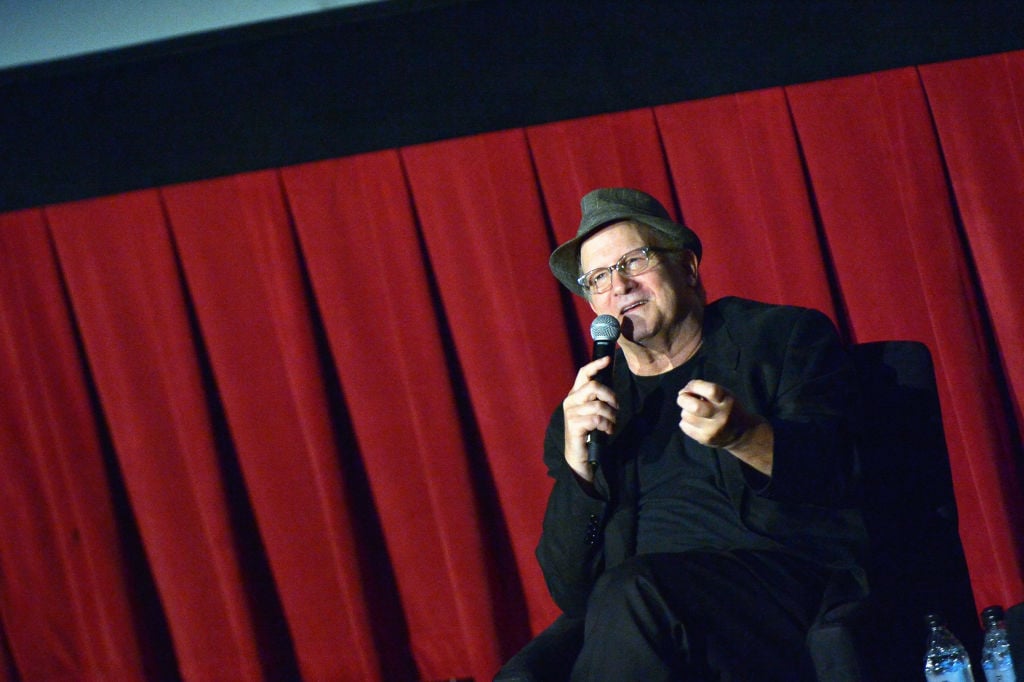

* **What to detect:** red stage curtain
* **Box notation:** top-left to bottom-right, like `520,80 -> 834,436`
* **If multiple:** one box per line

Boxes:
1,50 -> 1023,681
0,207 -> 155,681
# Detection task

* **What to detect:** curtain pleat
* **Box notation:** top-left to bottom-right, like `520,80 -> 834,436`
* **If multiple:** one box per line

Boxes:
655,89 -> 841,320
159,173 -> 382,681
1,50 -> 1023,680
44,192 -> 269,680
280,151 -> 504,681
400,131 -> 575,637
920,53 -> 1024,446
0,209 -> 153,680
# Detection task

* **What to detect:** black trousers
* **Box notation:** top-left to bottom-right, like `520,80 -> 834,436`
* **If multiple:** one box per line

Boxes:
570,550 -> 829,681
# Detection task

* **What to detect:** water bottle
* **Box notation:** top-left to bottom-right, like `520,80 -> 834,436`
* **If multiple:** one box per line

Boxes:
925,612 -> 976,681
981,605 -> 1017,682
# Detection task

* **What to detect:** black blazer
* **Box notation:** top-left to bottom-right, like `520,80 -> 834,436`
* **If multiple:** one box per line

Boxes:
536,297 -> 869,617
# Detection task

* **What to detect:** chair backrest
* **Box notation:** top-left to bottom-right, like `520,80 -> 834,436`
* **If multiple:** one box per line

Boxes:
852,341 -> 980,676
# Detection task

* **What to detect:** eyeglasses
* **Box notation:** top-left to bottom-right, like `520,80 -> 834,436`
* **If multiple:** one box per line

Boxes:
577,246 -> 671,295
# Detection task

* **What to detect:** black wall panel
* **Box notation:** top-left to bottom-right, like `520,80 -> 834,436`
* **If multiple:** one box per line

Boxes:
2,0 -> 1022,212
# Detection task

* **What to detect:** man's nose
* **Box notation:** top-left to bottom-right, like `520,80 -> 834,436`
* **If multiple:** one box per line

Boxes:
610,268 -> 634,293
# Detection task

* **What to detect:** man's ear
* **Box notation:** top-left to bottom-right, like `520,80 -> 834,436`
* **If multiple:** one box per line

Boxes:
684,250 -> 700,286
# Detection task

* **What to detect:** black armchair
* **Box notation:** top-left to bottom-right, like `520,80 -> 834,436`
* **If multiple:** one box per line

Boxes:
495,341 -> 979,681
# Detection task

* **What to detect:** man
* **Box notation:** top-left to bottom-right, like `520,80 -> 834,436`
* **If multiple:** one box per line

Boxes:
536,188 -> 867,679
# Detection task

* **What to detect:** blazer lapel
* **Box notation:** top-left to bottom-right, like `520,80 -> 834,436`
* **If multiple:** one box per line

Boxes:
694,304 -> 748,507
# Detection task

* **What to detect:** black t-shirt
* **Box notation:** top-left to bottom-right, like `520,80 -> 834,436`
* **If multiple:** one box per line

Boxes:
627,350 -> 782,555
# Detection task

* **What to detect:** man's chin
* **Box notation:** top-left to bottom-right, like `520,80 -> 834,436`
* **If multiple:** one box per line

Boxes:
619,318 -> 651,344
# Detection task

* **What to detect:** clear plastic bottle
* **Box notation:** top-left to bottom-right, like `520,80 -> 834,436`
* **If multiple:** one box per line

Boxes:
925,612 -> 976,681
981,605 -> 1017,682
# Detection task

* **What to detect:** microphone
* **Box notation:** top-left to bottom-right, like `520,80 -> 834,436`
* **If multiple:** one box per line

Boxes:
587,314 -> 620,466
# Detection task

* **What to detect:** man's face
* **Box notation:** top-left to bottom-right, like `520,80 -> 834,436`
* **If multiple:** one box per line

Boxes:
579,221 -> 696,346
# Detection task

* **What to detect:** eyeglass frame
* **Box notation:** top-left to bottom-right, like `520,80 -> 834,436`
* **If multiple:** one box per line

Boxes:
576,246 -> 678,295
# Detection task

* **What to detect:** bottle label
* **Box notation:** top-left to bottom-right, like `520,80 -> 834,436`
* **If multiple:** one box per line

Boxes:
984,669 -> 1018,682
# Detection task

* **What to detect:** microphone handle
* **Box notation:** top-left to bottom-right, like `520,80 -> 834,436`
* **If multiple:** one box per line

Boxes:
586,432 -> 605,467
586,339 -> 616,466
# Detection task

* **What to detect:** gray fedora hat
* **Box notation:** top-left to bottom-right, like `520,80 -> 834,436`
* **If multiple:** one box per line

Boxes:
549,187 -> 702,296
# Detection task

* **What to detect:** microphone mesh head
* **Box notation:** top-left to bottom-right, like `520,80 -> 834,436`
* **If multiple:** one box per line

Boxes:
590,314 -> 621,342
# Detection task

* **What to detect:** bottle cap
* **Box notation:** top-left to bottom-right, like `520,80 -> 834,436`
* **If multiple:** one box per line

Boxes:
924,613 -> 944,628
981,605 -> 1005,626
